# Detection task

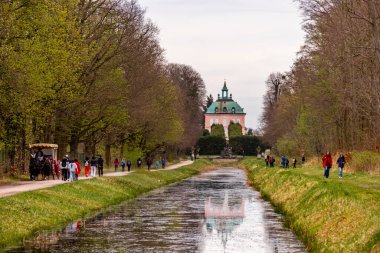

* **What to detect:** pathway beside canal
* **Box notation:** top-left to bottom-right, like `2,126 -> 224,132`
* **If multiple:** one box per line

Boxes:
0,160 -> 193,198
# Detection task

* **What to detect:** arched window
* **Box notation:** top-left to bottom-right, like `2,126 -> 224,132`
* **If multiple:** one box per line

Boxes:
215,107 -> 218,113
232,107 -> 236,113
223,107 -> 227,112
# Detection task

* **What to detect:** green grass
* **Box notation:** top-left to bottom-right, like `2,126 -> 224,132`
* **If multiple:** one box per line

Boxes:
0,159 -> 213,250
241,158 -> 380,253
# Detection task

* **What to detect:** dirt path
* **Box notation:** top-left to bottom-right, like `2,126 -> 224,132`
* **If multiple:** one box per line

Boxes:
0,160 -> 194,198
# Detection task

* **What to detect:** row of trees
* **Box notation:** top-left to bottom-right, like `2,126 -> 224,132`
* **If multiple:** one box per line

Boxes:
0,0 -> 206,172
261,0 -> 380,156
209,122 -> 243,138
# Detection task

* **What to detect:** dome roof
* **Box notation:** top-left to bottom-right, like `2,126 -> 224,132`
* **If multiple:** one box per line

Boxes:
206,101 -> 245,114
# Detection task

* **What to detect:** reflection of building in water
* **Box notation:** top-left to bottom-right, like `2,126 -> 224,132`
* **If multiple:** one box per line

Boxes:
204,192 -> 245,250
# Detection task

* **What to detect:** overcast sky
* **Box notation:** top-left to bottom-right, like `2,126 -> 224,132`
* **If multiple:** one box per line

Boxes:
138,0 -> 306,129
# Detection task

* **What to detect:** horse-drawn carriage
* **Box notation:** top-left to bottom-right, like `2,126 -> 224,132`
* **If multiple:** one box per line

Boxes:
29,143 -> 60,180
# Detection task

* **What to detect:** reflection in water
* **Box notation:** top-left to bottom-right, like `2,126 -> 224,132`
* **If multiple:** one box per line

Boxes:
8,168 -> 306,253
205,192 -> 245,250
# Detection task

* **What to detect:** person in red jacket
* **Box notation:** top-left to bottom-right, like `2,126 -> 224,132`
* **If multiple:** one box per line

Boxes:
322,151 -> 333,178
74,159 -> 81,181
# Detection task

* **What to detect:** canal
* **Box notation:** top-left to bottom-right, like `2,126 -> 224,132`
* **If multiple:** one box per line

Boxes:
10,168 -> 306,252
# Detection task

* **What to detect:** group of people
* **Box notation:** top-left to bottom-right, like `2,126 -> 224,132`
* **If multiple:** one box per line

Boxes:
322,151 -> 346,179
29,150 -> 60,181
264,151 -> 346,179
265,155 -> 305,169
30,151 -> 169,182
112,157 -> 166,171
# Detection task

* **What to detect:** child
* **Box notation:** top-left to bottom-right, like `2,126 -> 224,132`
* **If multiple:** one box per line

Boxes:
155,160 -> 159,169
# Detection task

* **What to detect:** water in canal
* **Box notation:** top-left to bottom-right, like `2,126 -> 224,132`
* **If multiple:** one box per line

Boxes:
10,168 -> 306,253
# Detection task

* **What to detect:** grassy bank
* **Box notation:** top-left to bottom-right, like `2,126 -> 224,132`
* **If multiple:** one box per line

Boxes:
241,158 -> 380,253
0,159 -> 213,250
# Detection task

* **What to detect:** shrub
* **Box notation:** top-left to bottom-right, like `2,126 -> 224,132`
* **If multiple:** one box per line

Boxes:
196,136 -> 225,155
275,136 -> 298,157
351,151 -> 380,173
228,122 -> 242,138
211,124 -> 225,138
229,136 -> 263,155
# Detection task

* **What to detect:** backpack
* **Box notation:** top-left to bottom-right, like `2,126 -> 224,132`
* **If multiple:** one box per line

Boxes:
127,160 -> 131,165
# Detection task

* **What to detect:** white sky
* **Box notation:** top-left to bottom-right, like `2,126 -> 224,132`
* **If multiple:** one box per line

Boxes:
138,0 -> 306,129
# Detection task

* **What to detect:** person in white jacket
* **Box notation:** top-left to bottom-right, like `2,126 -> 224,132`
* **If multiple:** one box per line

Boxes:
69,160 -> 77,182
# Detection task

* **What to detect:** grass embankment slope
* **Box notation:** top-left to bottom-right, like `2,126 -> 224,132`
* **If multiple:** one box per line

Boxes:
242,158 -> 380,253
0,159 -> 213,250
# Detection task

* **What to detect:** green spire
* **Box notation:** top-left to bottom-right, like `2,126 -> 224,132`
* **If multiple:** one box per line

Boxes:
222,79 -> 228,98
222,79 -> 228,91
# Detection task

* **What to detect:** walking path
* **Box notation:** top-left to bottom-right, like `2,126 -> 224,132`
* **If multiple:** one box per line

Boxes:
0,160 -> 194,198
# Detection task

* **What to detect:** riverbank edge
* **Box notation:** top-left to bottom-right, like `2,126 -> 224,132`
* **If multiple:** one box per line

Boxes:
0,159 -> 215,250
240,158 -> 380,253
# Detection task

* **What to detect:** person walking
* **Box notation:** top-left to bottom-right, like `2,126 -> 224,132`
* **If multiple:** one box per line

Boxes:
137,157 -> 142,168
322,151 -> 333,178
337,153 -> 346,179
155,160 -> 159,169
69,159 -> 77,182
74,159 -> 81,181
292,158 -> 297,168
60,157 -> 69,181
121,158 -> 126,172
146,157 -> 152,171
90,156 -> 97,177
301,155 -> 306,166
97,155 -> 104,177
285,157 -> 290,168
114,158 -> 119,172
84,157 -> 90,177
161,157 -> 166,169
265,155 -> 269,167
127,159 -> 132,172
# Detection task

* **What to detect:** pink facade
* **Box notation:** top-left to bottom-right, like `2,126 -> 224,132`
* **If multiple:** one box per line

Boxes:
205,113 -> 246,137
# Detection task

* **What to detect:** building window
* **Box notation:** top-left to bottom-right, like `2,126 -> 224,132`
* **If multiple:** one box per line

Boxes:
232,107 -> 235,113
215,107 -> 218,113
210,119 -> 214,126
215,119 -> 219,124
223,107 -> 227,112
223,117 -> 227,126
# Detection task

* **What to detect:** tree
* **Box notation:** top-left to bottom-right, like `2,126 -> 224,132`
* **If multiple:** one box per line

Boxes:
211,124 -> 225,138
228,122 -> 243,138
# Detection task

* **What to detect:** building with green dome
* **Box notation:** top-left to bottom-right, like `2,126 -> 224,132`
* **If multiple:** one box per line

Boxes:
205,81 -> 246,138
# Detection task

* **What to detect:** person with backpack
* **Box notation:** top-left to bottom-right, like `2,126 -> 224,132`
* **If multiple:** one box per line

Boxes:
84,157 -> 90,177
90,156 -> 97,177
127,159 -> 132,172
322,151 -> 333,178
121,158 -> 126,172
292,158 -> 297,168
60,157 -> 69,181
137,158 -> 142,168
285,157 -> 290,168
97,155 -> 104,177
337,153 -> 346,179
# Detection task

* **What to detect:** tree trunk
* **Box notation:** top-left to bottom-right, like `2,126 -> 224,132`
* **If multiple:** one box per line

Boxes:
105,144 -> 111,168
